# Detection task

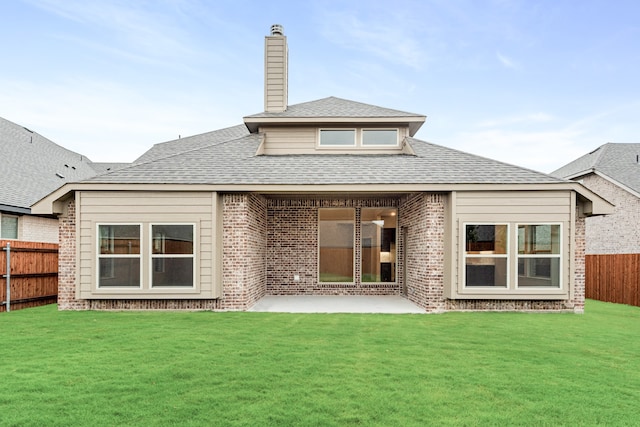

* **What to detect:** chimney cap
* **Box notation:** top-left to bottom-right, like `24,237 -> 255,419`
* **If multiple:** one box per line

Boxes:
270,24 -> 284,36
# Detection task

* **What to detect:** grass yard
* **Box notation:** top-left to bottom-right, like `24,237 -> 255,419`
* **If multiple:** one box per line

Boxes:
1,300 -> 639,426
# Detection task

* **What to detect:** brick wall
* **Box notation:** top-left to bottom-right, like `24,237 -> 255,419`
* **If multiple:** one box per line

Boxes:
572,210 -> 586,313
58,198 -> 88,310
19,215 -> 59,243
580,174 -> 640,254
266,197 -> 401,295
220,193 -> 267,310
399,193 -> 446,312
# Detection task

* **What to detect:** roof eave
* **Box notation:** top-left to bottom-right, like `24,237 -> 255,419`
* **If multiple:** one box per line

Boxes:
243,115 -> 426,135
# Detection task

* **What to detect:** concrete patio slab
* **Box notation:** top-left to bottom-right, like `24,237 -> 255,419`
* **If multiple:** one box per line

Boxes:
248,295 -> 426,314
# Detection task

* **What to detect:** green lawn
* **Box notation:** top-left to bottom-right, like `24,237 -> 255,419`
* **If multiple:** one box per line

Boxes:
1,300 -> 639,426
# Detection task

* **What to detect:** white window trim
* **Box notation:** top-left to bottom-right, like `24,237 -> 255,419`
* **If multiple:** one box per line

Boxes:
150,223 -> 196,289
96,223 -> 143,289
317,128 -> 400,149
515,223 -> 563,290
463,223 -> 510,289
361,128 -> 399,147
317,128 -> 356,148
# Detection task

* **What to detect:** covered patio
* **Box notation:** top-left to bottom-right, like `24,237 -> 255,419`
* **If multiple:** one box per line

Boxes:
248,295 -> 426,313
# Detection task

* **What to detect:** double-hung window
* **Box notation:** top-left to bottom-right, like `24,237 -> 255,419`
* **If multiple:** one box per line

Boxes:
151,224 -> 195,288
464,224 -> 509,287
517,224 -> 561,288
98,224 -> 141,288
463,223 -> 562,290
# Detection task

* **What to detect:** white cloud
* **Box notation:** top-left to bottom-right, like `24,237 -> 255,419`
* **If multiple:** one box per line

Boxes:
496,51 -> 520,69
24,0 -> 201,61
318,11 -> 428,70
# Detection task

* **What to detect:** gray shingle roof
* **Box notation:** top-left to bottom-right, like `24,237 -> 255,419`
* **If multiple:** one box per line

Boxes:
245,97 -> 424,119
86,134 -> 563,186
552,143 -> 640,194
135,124 -> 250,163
0,116 -> 100,211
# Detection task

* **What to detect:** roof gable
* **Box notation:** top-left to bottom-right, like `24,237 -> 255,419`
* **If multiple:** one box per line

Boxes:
552,143 -> 640,195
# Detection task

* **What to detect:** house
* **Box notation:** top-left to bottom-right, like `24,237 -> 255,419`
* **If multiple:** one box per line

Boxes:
552,143 -> 640,254
32,25 -> 613,313
0,116 -> 123,242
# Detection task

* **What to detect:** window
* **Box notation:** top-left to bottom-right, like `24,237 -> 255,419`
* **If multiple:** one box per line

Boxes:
98,224 -> 141,288
361,208 -> 397,282
517,224 -> 561,288
151,224 -> 195,288
362,129 -> 398,146
0,215 -> 18,239
319,129 -> 355,146
462,223 -> 563,291
464,224 -> 508,287
319,209 -> 354,282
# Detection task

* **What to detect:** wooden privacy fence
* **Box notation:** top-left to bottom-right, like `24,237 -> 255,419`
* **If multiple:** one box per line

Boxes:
1,240 -> 58,312
586,254 -> 640,307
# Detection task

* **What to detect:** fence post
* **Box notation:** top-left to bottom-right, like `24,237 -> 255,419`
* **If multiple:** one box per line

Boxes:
3,242 -> 9,312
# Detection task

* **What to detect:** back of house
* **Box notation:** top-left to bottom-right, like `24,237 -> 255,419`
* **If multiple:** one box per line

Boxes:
33,25 -> 612,313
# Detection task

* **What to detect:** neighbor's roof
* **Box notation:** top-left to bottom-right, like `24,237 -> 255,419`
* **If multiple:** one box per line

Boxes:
0,116 -> 100,212
552,143 -> 640,194
84,133 -> 564,186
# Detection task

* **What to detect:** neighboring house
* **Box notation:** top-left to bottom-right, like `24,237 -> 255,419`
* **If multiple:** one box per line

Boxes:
0,117 -> 122,242
552,143 -> 640,254
32,25 -> 612,313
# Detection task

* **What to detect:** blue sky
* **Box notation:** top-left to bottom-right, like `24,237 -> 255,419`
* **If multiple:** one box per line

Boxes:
1,0 -> 639,173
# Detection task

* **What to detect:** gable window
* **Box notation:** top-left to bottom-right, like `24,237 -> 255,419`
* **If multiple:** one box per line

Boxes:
0,214 -> 18,239
151,224 -> 195,288
361,208 -> 397,282
319,129 -> 356,147
464,224 -> 509,287
98,224 -> 141,288
517,224 -> 561,288
362,129 -> 398,146
319,208 -> 354,282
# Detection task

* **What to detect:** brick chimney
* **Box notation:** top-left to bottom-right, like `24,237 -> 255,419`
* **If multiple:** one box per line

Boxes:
264,24 -> 288,113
